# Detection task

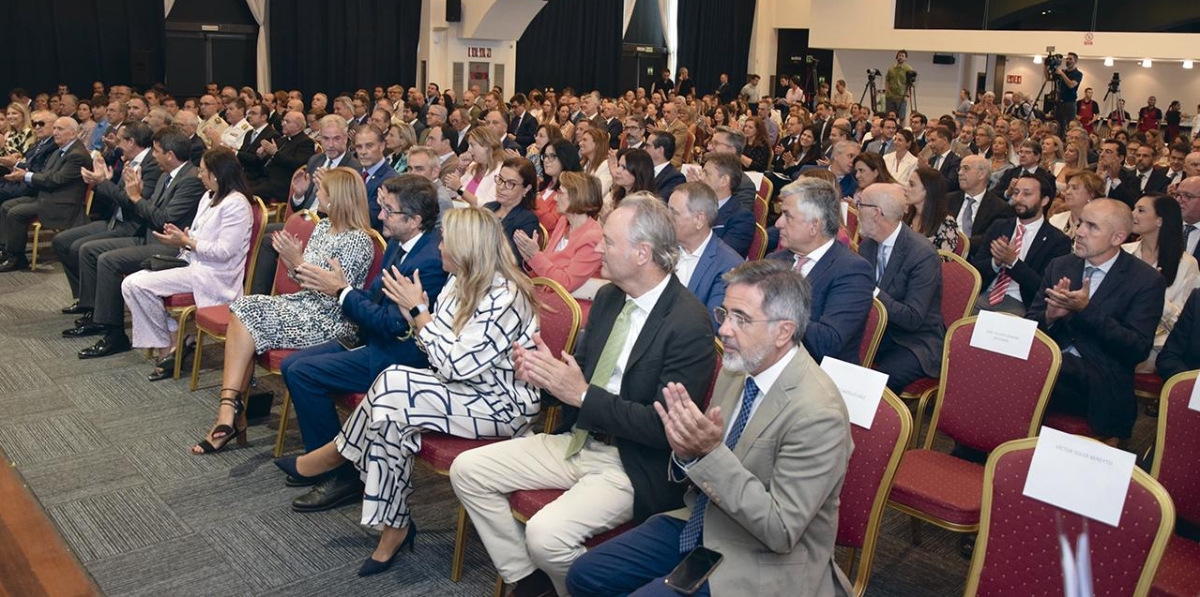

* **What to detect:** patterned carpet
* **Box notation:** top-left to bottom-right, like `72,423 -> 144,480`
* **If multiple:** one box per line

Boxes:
0,258 -> 1158,596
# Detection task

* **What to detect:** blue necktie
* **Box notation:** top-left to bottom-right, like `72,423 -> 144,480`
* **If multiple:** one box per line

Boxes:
678,378 -> 760,553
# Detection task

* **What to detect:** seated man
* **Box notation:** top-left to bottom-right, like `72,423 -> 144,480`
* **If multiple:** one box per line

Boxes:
951,154 -> 1013,255
769,177 -> 873,364
278,175 -> 448,505
254,110 -> 316,203
972,173 -> 1071,316
0,116 -> 90,271
990,139 -> 1052,197
856,183 -> 945,391
450,196 -> 715,597
1158,288 -> 1200,381
701,153 -> 755,258
0,111 -> 57,204
566,260 -> 854,597
667,182 -> 742,329
1028,199 -> 1164,444
352,125 -> 398,233
236,103 -> 280,192
701,126 -> 758,210
648,131 -> 686,200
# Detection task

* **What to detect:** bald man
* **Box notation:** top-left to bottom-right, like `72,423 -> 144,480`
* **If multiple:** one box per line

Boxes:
855,183 -> 945,391
1028,199 -> 1164,444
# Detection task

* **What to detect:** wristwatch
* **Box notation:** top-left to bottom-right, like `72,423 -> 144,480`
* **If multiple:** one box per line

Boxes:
409,303 -> 429,319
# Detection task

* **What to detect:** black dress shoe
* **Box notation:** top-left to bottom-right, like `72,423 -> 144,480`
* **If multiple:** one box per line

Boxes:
506,569 -> 557,597
61,300 -> 90,315
63,323 -> 106,338
291,468 -> 364,512
74,313 -> 94,327
0,256 -> 29,272
78,335 -> 132,359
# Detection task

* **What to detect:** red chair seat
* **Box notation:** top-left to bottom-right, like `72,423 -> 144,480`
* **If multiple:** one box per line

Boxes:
335,392 -> 367,410
163,293 -> 195,308
257,348 -> 296,371
901,377 -> 938,397
889,449 -> 985,526
1152,535 -> 1200,596
195,305 -> 232,335
509,489 -> 634,546
1136,373 -> 1164,397
1042,412 -> 1092,436
417,432 -> 505,473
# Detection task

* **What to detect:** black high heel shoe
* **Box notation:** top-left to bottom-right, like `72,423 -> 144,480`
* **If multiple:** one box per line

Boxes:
148,337 -> 196,382
357,521 -> 418,577
273,455 -> 328,486
193,390 -> 246,454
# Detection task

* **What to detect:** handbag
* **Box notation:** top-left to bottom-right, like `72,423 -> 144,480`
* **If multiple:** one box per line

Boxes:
142,255 -> 189,271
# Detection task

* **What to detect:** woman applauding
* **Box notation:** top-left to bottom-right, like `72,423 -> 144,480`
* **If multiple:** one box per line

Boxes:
514,171 -> 603,292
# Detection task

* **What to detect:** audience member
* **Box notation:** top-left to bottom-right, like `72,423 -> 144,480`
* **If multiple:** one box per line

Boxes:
484,157 -> 540,267
647,131 -> 686,199
902,166 -> 960,253
701,153 -> 756,257
1158,289 -> 1200,381
924,125 -> 961,192
444,126 -> 504,208
702,126 -> 758,209
604,148 -> 655,217
668,181 -> 742,328
255,110 -> 317,202
515,170 -> 603,291
1050,170 -> 1102,240
949,154 -> 1013,254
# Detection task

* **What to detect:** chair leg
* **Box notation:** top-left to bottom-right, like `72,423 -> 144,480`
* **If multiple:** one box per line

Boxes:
909,517 -> 923,546
29,224 -> 40,270
273,389 -> 292,458
190,331 -> 206,391
173,307 -> 195,379
493,574 -> 504,597
450,503 -> 471,582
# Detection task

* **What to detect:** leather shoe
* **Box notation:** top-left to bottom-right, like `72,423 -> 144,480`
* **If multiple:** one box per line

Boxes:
61,300 -> 90,315
291,468 -> 364,512
78,335 -> 132,359
506,569 -> 558,597
0,256 -> 29,272
74,313 -> 94,327
63,323 -> 106,338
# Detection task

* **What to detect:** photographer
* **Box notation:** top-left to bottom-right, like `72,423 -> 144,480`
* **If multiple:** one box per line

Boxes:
1048,51 -> 1082,134
885,50 -> 915,119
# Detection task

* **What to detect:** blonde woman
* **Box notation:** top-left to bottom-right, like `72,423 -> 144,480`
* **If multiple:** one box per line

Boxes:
274,207 -> 540,577
443,126 -> 505,207
385,122 -> 417,173
577,127 -> 612,196
3,103 -> 34,156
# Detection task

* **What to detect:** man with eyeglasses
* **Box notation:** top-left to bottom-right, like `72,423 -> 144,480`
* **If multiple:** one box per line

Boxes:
405,146 -> 459,225
621,115 -> 646,150
0,111 -> 58,203
195,94 -> 227,149
992,140 -> 1050,198
237,103 -> 281,194
700,126 -> 759,211
278,174 -> 448,509
1096,139 -> 1139,208
856,183 -> 945,392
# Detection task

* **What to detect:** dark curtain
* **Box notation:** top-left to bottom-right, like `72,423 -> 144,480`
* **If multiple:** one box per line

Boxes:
624,0 -> 665,46
0,0 -> 165,95
516,0 -> 623,97
676,0 -> 757,99
270,0 -> 421,99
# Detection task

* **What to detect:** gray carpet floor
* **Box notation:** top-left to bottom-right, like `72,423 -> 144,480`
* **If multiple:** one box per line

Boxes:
0,258 -> 1158,596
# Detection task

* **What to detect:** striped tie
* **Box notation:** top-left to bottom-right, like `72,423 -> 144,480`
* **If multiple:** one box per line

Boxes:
988,224 -> 1026,305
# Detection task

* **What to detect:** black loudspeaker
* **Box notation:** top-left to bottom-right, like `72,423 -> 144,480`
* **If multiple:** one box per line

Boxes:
446,0 -> 461,22
932,54 -> 956,65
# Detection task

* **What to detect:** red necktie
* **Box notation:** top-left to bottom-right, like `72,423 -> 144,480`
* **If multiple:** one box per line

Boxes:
361,170 -> 369,182
988,224 -> 1026,305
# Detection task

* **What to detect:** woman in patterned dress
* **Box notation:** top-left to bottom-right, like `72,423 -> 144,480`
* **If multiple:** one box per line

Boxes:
190,167 -> 375,454
274,207 -> 540,576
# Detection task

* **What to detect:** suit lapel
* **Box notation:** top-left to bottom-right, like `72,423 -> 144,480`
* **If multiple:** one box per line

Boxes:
689,242 -> 716,294
1087,251 -> 1129,305
626,279 -> 678,366
731,352 -> 807,459
879,229 -> 908,288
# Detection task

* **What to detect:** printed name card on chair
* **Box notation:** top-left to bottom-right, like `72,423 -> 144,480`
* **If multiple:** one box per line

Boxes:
1189,379 -> 1200,412
1022,427 -> 1137,526
969,310 -> 1038,360
820,357 -> 888,429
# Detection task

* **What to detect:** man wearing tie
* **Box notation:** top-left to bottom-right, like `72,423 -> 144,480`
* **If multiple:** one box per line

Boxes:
279,175 -> 448,509
1028,199 -> 1164,445
950,155 -> 1014,256
1163,143 -> 1188,192
668,182 -> 743,330
257,111 -> 317,203
353,126 -> 398,233
865,117 -> 898,155
856,183 -> 945,391
1096,139 -> 1139,208
1131,144 -> 1170,195
1177,177 -> 1200,262
238,104 -> 281,194
0,112 -> 60,204
507,94 -> 537,152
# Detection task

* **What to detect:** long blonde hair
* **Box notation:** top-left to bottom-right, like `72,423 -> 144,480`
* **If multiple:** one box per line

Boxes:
468,126 -> 506,175
319,167 -> 372,233
441,207 -> 539,333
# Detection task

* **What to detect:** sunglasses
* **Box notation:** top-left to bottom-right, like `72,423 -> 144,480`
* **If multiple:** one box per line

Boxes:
32,121 -> 46,127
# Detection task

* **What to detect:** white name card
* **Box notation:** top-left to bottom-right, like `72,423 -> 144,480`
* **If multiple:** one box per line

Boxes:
1189,377 -> 1200,413
1022,427 -> 1136,527
970,310 -> 1038,360
819,357 -> 889,429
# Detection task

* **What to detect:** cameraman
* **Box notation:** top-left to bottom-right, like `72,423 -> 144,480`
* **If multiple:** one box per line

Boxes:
885,50 -> 915,119
1048,51 -> 1082,134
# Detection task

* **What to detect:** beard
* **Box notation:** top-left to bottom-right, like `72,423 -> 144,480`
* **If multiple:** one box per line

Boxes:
721,337 -> 773,375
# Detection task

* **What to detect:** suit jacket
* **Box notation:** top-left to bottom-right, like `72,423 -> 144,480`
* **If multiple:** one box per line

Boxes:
558,277 -> 716,523
508,111 -> 537,150
1158,288 -> 1200,380
1028,251 -> 1165,437
865,137 -> 895,156
930,150 -> 962,192
668,349 -> 853,597
1104,170 -> 1141,208
97,151 -> 162,234
438,153 -> 461,181
362,161 -> 398,233
769,241 -> 874,364
1134,168 -> 1171,195
991,165 -> 1052,197
683,234 -> 743,328
236,125 -> 281,184
713,197 -> 756,257
653,164 -> 686,200
452,125 -> 472,155
524,216 -> 602,292
31,140 -> 91,229
665,119 -> 689,169
859,225 -> 945,378
188,134 -> 207,166
948,189 -> 1015,252
341,231 -> 449,372
604,118 -> 624,149
263,134 -> 317,202
119,162 -> 205,242
734,172 -> 758,211
836,171 -> 858,198
971,217 -> 1072,308
290,152 -> 362,213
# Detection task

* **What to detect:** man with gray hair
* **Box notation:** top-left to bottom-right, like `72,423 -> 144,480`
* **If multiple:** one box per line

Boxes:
172,110 -> 206,165
668,181 -> 743,328
856,183 -> 945,391
405,145 -> 458,225
769,177 -> 873,364
452,195 -> 716,597
420,103 -> 447,144
701,125 -> 758,210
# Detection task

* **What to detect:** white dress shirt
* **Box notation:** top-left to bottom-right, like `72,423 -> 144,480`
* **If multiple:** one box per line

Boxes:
596,274 -> 672,396
989,216 -> 1044,303
675,231 -> 714,288
793,238 -> 835,277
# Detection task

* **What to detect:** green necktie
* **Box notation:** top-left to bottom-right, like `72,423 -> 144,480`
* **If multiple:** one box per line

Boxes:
565,299 -> 637,458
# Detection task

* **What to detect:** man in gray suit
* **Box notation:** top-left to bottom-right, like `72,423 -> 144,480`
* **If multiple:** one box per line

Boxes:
856,183 -> 945,391
567,259 -> 854,597
0,116 -> 91,271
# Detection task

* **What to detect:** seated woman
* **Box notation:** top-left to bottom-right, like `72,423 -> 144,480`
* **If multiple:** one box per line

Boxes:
533,138 -> 581,232
740,117 -> 771,172
852,152 -> 897,201
1050,170 -> 1102,239
902,166 -> 960,253
122,148 -> 253,382
485,157 -> 541,267
190,167 -> 375,454
988,135 -> 1014,190
578,128 -> 613,196
385,122 -> 417,173
603,148 -> 656,218
273,207 -> 540,576
883,129 -> 920,185
1124,193 -> 1200,374
525,122 -> 563,180
444,126 -> 505,208
514,171 -> 603,292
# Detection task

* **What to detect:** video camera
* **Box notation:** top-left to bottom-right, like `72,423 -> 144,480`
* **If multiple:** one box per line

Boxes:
906,70 -> 918,85
1045,46 -> 1064,71
1108,72 -> 1120,94
866,68 -> 882,80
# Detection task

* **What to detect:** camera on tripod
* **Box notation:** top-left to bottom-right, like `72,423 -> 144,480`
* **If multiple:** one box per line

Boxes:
906,71 -> 918,85
1108,73 -> 1121,94
806,55 -> 820,65
1045,46 -> 1064,71
866,68 -> 881,80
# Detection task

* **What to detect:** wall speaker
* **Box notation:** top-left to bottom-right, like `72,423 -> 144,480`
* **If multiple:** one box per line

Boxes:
446,0 -> 462,23
932,54 -> 956,65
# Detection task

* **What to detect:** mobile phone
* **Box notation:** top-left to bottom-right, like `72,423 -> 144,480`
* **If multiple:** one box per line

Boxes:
664,546 -> 723,595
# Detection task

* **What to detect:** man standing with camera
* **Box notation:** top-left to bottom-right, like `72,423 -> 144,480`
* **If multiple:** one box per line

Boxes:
1049,51 -> 1082,135
885,50 -> 914,120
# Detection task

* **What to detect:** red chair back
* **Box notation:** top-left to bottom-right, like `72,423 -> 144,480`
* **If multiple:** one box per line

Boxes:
838,390 -> 912,595
747,223 -> 768,260
531,278 -> 582,360
363,229 -> 387,289
857,298 -> 887,368
965,438 -> 1174,597
271,211 -> 319,295
953,230 -> 970,258
753,196 -> 769,227
938,250 -> 981,328
1151,371 -> 1200,525
702,340 -> 724,409
845,204 -> 860,245
576,298 -> 593,329
925,317 -> 1060,453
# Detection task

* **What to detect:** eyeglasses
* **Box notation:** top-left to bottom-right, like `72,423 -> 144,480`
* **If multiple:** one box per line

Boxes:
713,306 -> 784,329
543,152 -> 558,162
1176,192 -> 1200,201
379,204 -> 406,219
855,201 -> 881,211
494,175 -> 523,190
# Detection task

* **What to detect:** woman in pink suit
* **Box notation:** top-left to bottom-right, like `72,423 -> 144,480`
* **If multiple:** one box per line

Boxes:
121,147 -> 253,381
512,171 -> 603,292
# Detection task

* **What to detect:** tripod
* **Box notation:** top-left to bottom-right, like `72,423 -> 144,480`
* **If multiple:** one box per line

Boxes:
905,80 -> 918,115
1103,86 -> 1123,135
1027,76 -> 1055,127
859,76 -> 879,113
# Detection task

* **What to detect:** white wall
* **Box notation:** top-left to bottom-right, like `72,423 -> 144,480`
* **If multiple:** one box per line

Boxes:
832,50 -> 985,119
749,0 -> 813,82
1002,56 -> 1200,116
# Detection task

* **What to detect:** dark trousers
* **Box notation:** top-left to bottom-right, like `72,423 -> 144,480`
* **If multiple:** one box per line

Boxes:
566,515 -> 711,597
78,237 -> 165,326
1049,354 -> 1136,439
52,221 -> 127,297
250,222 -> 284,295
0,196 -> 39,256
281,340 -> 378,452
875,336 -> 929,392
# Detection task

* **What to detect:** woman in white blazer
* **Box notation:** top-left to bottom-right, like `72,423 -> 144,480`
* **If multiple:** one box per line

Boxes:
882,129 -> 920,185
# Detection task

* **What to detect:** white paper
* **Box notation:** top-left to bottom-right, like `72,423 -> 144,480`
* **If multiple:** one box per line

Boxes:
1023,427 -> 1137,527
969,310 -> 1038,360
1189,378 -> 1200,412
681,163 -> 702,180
745,170 -> 764,189
819,357 -> 889,429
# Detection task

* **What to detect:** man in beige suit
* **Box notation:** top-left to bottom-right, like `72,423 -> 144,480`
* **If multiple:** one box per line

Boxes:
566,259 -> 854,597
661,101 -> 689,169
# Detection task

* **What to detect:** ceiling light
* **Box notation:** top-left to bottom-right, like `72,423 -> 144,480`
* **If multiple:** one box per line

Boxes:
1184,60 -> 1194,69
1104,57 -> 1114,67
1033,55 -> 1043,64
1142,59 -> 1152,68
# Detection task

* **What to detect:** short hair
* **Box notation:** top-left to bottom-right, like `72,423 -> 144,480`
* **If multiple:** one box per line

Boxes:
406,145 -> 439,165
624,114 -> 646,129
318,114 -> 349,134
672,181 -> 718,227
119,121 -> 153,148
557,171 -> 603,217
383,173 -> 439,233
501,157 -> 539,210
713,126 -> 746,153
152,125 -> 190,162
721,260 -> 811,344
648,131 -> 676,160
928,125 -> 953,143
1068,170 -> 1105,199
428,104 -> 447,120
910,112 -> 927,125
355,124 -> 386,146
1017,171 -> 1055,200
1019,139 -> 1042,156
704,152 -> 743,189
779,177 -> 840,239
1103,138 -> 1127,158
617,195 -> 679,272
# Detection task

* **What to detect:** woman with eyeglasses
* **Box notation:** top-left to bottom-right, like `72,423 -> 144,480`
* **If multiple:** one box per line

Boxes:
3,103 -> 34,156
443,126 -> 506,209
534,138 -> 582,232
525,122 -> 563,182
513,171 -> 603,291
485,157 -> 541,267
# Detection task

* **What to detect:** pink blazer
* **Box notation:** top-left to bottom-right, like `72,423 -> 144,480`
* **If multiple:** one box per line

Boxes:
524,216 -> 603,292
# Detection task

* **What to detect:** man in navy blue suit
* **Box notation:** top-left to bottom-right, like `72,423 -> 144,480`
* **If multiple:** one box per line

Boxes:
281,174 -> 448,509
828,140 -> 860,198
702,153 -> 756,258
668,182 -> 743,329
769,177 -> 873,364
353,125 -> 398,233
